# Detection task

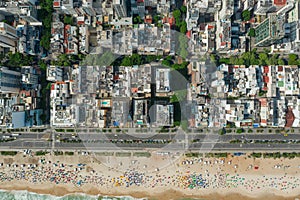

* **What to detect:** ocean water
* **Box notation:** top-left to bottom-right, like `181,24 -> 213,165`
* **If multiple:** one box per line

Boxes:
0,190 -> 146,200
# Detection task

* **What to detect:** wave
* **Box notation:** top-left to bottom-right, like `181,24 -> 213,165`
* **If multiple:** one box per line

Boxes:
0,189 -> 147,200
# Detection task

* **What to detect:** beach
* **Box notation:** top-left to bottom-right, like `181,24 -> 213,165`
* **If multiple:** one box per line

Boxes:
0,151 -> 299,200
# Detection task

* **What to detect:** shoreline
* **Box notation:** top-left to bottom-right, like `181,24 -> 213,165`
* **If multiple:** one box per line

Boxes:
0,182 -> 299,200
0,153 -> 300,200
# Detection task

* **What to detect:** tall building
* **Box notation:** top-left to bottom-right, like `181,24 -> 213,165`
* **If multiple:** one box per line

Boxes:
0,67 -> 21,94
254,0 -> 275,15
219,0 -> 234,20
151,104 -> 174,127
113,0 -> 127,18
0,22 -> 18,39
0,35 -> 17,53
0,23 -> 18,54
255,13 -> 286,46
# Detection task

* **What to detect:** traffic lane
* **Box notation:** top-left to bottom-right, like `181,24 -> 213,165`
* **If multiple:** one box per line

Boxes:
56,142 -> 172,149
220,134 -> 299,141
0,141 -> 299,151
190,134 -> 300,142
190,142 -> 300,150
62,133 -> 185,141
14,133 -> 300,143
4,133 -> 300,143
18,133 -> 49,139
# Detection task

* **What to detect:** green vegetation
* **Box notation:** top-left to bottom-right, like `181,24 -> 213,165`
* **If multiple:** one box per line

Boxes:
52,54 -> 86,66
54,151 -> 64,156
35,151 -> 49,156
152,15 -> 164,28
65,151 -> 74,156
4,52 -> 34,67
0,138 -> 15,142
64,15 -> 73,25
133,16 -> 143,24
66,129 -> 75,132
38,0 -> 53,50
185,152 -> 203,157
173,9 -> 187,34
206,153 -> 228,158
230,139 -> 242,144
250,152 -> 262,158
281,152 -> 300,159
251,152 -> 300,159
51,54 -> 71,66
236,128 -> 244,134
133,152 -> 151,157
159,127 -> 169,133
242,10 -> 251,21
121,54 -> 143,66
38,60 -> 47,71
1,151 -> 18,156
218,128 -> 226,135
116,152 -> 131,157
82,53 -> 162,67
180,5 -> 187,13
214,49 -> 287,67
263,152 -> 282,159
119,54 -> 162,66
30,129 -> 46,132
258,90 -> 267,97
288,54 -> 298,65
248,28 -> 255,37
162,56 -> 189,72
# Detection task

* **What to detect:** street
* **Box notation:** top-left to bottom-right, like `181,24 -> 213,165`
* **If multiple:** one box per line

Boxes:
0,131 -> 299,152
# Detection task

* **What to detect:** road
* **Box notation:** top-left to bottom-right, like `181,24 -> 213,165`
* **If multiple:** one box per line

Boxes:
0,131 -> 299,152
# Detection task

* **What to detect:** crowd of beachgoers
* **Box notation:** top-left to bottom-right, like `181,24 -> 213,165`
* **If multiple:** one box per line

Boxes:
0,155 -> 299,197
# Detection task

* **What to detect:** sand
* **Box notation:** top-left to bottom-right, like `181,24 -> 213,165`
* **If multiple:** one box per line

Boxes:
0,152 -> 299,200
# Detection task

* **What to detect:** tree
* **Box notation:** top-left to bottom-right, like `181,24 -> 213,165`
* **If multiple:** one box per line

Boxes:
133,16 -> 143,24
38,60 -> 47,71
242,10 -> 251,21
180,21 -> 187,33
64,15 -> 73,25
219,58 -> 230,64
278,59 -> 285,65
42,14 -> 52,29
258,53 -> 268,66
153,15 -> 160,24
6,52 -> 34,67
288,54 -> 298,65
121,56 -> 132,66
162,59 -> 172,67
268,54 -> 279,65
180,49 -> 188,59
173,9 -> 181,20
248,28 -> 255,37
180,6 -> 187,13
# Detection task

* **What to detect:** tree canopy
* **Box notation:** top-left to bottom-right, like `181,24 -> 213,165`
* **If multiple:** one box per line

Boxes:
288,54 -> 298,65
64,15 -> 73,25
180,6 -> 187,13
248,28 -> 255,37
242,10 -> 251,21
5,52 -> 34,67
214,49 -> 289,66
